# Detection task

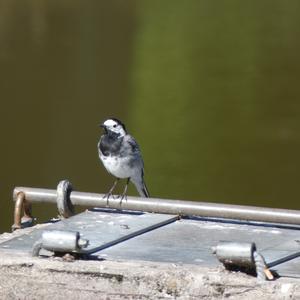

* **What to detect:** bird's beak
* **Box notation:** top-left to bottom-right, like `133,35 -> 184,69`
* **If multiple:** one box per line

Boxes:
99,123 -> 107,133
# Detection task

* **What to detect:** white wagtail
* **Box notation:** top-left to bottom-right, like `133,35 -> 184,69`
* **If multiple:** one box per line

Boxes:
98,118 -> 150,202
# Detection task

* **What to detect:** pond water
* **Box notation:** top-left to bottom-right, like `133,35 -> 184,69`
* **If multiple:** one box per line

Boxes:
1,0 -> 300,232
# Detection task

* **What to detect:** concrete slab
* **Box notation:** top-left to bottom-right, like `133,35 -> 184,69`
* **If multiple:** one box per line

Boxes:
0,249 -> 300,300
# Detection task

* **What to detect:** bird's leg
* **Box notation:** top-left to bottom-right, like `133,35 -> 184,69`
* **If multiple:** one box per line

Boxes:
120,178 -> 130,204
103,178 -> 119,205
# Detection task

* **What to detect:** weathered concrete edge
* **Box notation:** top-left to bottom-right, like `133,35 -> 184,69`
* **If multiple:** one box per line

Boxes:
0,227 -> 300,299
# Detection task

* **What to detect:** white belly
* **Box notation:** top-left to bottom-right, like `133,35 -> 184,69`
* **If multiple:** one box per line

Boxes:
100,155 -> 133,179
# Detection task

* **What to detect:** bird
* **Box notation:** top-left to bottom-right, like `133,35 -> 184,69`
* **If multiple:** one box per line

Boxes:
97,118 -> 150,203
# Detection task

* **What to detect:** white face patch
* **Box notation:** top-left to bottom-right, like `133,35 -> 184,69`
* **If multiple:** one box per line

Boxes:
103,119 -> 118,127
103,119 -> 126,136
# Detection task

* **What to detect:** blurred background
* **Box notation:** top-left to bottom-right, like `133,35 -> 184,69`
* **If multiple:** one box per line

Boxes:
1,0 -> 300,232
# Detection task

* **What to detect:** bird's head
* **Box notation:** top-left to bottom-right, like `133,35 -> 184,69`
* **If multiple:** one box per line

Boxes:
100,118 -> 127,137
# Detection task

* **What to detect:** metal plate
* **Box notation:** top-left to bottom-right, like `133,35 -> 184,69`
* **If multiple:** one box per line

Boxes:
95,217 -> 300,277
0,210 -> 300,278
0,209 -> 178,254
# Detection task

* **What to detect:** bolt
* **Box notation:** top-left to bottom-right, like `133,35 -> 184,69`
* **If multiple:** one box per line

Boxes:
78,238 -> 89,248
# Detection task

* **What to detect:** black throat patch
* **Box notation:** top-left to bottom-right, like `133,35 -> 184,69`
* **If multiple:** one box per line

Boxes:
99,133 -> 124,156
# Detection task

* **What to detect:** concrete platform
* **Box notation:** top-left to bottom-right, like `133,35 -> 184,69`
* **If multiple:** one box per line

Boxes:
1,208 -> 300,299
0,250 -> 300,300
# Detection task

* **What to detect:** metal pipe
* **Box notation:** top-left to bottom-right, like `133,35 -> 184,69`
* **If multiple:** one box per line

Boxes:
14,187 -> 57,204
12,192 -> 25,230
13,186 -> 300,225
12,191 -> 34,231
23,199 -> 32,219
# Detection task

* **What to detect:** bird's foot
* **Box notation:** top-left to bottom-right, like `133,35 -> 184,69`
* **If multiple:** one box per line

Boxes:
102,192 -> 115,206
119,193 -> 127,205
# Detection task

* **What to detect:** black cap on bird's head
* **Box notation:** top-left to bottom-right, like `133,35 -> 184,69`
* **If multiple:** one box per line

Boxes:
100,118 -> 127,136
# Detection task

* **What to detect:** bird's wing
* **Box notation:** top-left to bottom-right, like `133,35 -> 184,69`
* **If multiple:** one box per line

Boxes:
125,135 -> 141,153
124,135 -> 145,171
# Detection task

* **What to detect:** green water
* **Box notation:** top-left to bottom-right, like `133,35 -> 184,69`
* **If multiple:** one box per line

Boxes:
1,0 -> 300,232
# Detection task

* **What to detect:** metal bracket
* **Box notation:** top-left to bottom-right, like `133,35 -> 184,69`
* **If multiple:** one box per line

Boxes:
32,230 -> 89,257
212,241 -> 274,281
213,241 -> 300,281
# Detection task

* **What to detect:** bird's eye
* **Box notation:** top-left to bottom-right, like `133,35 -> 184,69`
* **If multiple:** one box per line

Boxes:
113,124 -> 117,128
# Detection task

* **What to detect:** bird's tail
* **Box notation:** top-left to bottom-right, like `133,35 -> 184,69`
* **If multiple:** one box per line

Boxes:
132,178 -> 150,198
141,181 -> 150,198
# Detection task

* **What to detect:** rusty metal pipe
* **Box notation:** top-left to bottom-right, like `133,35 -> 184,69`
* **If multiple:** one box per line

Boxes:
23,200 -> 32,218
13,186 -> 300,225
12,191 -> 34,231
12,192 -> 25,230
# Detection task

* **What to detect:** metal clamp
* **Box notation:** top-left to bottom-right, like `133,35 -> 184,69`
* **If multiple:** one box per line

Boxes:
212,241 -> 274,281
12,192 -> 34,231
32,230 -> 89,257
57,180 -> 74,218
213,241 -> 300,281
